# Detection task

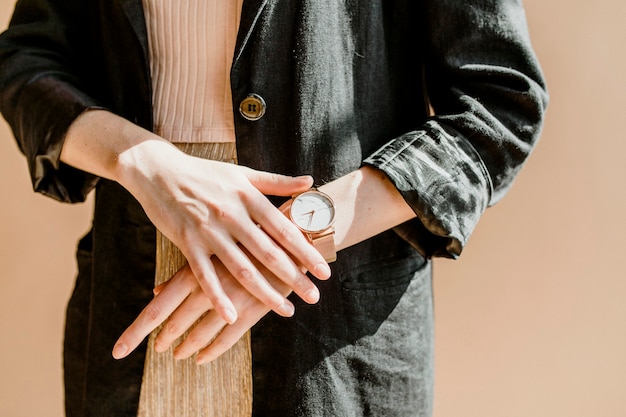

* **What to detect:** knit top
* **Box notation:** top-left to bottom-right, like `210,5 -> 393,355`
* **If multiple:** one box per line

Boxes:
142,0 -> 244,143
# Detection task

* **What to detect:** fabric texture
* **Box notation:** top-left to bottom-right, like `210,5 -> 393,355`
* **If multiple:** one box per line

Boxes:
0,1 -> 548,416
142,0 -> 243,143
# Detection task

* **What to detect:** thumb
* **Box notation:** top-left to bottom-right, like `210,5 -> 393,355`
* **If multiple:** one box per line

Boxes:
245,169 -> 314,196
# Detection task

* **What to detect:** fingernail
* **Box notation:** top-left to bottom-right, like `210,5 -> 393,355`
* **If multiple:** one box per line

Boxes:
306,286 -> 320,304
224,308 -> 237,325
196,355 -> 210,365
173,348 -> 184,360
313,262 -> 331,279
112,343 -> 128,359
279,302 -> 295,317
153,283 -> 165,295
154,341 -> 165,353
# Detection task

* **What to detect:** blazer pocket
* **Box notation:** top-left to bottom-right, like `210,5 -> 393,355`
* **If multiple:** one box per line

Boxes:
339,254 -> 431,343
341,253 -> 426,292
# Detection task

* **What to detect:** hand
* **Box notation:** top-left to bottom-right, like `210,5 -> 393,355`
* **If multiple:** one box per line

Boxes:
61,110 -> 331,324
113,255 -> 290,363
118,142 -> 330,324
112,165 -> 419,362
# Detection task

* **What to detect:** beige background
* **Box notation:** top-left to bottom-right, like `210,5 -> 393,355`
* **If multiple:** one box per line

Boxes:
0,0 -> 624,416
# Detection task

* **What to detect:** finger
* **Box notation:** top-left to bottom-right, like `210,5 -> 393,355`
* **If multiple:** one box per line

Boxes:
173,258 -> 253,359
172,309 -> 227,360
154,287 -> 213,353
177,259 -> 289,362
248,194 -> 331,282
244,169 -> 313,197
212,239 -> 297,317
112,266 -> 195,359
195,306 -> 267,364
240,170 -> 326,281
153,281 -> 167,295
185,245 -> 238,324
235,222 -> 321,304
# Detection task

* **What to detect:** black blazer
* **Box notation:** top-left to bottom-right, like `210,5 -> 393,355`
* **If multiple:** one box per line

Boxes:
0,1 -> 547,415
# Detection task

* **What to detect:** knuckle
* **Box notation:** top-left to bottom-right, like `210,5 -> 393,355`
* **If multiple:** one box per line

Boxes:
186,332 -> 208,349
236,188 -> 253,204
214,205 -> 236,224
269,172 -> 283,184
195,270 -> 211,285
202,198 -> 237,226
261,247 -> 281,267
277,224 -> 296,244
234,266 -> 256,287
165,320 -> 180,335
144,304 -> 162,323
192,268 -> 217,292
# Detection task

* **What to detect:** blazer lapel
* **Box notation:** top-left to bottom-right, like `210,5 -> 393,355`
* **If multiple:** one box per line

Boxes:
115,0 -> 150,63
234,0 -> 270,64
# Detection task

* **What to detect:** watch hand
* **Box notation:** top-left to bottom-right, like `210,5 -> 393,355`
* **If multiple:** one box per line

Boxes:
298,210 -> 316,228
307,210 -> 316,228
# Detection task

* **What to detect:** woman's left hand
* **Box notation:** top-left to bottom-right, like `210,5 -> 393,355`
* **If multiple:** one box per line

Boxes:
113,251 -> 291,364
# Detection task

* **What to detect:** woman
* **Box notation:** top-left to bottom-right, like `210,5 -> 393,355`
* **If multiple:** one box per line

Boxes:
0,1 -> 547,416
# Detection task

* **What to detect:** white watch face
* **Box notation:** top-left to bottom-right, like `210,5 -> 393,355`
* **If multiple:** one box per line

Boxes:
290,190 -> 336,233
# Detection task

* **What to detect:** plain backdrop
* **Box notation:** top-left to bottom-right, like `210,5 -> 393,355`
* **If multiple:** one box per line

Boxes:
1,0 -> 624,416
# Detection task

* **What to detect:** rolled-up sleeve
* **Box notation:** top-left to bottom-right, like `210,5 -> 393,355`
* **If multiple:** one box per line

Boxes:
364,0 -> 548,258
0,0 -> 100,203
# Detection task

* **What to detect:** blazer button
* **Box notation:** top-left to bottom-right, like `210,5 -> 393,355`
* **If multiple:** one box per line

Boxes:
239,94 -> 266,121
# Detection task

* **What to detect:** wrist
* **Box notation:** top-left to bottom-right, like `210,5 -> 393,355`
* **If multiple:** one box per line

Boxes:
317,166 -> 415,252
61,109 -> 180,191
113,137 -> 181,194
317,170 -> 363,252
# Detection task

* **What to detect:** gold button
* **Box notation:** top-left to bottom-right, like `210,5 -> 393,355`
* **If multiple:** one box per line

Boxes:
239,94 -> 266,121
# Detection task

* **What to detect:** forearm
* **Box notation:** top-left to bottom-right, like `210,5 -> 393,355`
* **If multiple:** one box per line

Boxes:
60,109 -> 181,193
318,166 -> 416,252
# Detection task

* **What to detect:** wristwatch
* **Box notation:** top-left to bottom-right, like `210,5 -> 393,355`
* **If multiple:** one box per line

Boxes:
289,189 -> 337,263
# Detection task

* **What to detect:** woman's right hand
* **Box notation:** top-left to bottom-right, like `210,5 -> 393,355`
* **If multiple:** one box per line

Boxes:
61,110 -> 331,324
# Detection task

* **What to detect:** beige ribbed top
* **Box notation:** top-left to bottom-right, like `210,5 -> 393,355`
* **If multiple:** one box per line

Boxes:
142,0 -> 244,143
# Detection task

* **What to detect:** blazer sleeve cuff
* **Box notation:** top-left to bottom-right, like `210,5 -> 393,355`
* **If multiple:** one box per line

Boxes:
363,121 -> 493,259
13,74 -> 104,203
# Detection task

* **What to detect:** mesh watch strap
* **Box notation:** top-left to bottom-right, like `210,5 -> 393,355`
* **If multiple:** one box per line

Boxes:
311,230 -> 336,263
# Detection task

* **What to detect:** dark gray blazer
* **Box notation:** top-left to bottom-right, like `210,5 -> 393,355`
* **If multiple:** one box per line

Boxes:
0,1 -> 547,416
